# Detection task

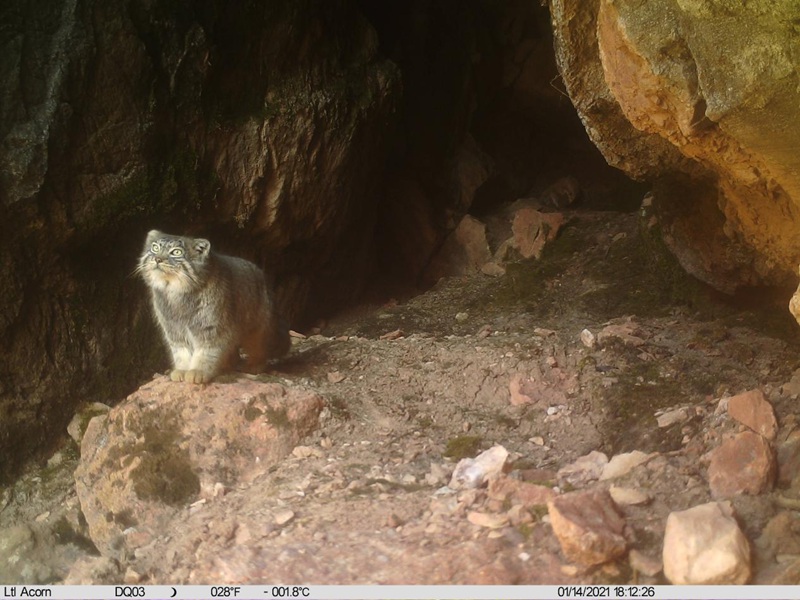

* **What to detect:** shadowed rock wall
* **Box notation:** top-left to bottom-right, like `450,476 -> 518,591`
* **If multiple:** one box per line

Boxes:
0,0 -> 399,481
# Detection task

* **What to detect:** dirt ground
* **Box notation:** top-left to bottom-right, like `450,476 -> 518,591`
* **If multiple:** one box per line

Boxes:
3,208 -> 800,584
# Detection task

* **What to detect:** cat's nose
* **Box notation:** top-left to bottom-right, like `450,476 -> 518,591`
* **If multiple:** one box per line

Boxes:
154,257 -> 162,264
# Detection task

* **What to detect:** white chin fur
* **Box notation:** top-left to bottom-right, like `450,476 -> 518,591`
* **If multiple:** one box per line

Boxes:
144,265 -> 190,294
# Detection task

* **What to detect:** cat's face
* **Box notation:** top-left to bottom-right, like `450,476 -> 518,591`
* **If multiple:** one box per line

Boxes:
137,230 -> 210,292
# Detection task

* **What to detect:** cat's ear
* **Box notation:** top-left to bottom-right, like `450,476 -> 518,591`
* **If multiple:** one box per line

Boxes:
146,230 -> 163,243
193,238 -> 211,257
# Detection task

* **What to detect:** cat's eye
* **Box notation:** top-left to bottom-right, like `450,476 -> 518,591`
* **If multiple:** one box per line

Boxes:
150,242 -> 160,253
169,247 -> 184,257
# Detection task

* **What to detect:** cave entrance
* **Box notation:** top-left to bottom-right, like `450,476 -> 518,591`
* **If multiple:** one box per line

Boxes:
358,0 -> 648,298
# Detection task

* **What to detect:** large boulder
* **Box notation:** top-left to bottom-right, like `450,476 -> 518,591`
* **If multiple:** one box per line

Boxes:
74,376 -> 324,560
551,0 -> 800,292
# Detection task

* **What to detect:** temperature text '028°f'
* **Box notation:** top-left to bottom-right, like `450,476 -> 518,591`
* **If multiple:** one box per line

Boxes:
210,588 -> 242,597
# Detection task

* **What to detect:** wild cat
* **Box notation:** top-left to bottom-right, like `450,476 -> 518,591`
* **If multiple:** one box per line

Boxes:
137,230 -> 290,383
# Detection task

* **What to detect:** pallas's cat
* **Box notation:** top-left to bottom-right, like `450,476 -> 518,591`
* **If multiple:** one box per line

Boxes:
137,230 -> 290,383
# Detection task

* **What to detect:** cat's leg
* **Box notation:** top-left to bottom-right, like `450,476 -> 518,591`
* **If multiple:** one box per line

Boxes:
155,306 -> 195,382
169,345 -> 193,382
184,341 -> 238,384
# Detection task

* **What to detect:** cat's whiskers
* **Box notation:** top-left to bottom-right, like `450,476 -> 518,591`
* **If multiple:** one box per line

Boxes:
128,261 -> 149,280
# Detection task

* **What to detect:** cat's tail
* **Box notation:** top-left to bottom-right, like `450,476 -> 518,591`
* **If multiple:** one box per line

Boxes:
263,312 -> 291,360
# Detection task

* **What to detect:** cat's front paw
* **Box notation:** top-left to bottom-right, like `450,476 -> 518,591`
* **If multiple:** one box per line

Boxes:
184,369 -> 211,384
169,369 -> 186,382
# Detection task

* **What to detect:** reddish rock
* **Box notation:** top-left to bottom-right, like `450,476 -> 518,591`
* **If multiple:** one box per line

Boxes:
425,215 -> 492,281
488,476 -> 556,507
511,208 -> 565,260
74,376 -> 324,559
379,329 -> 405,340
708,431 -> 775,498
727,389 -> 778,440
509,374 -> 534,406
547,489 -> 627,566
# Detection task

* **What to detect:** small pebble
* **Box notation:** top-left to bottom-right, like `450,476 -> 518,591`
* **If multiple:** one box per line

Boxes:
327,371 -> 346,383
580,329 -> 596,348
274,510 -> 295,526
467,511 -> 509,529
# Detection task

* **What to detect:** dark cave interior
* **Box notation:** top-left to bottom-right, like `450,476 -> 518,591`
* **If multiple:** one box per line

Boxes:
357,0 -> 647,298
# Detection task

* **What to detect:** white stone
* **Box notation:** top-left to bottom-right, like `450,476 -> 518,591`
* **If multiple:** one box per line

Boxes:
609,485 -> 650,506
657,407 -> 689,428
580,328 -> 596,348
601,450 -> 652,480
663,501 -> 751,584
449,445 -> 509,489
467,511 -> 509,529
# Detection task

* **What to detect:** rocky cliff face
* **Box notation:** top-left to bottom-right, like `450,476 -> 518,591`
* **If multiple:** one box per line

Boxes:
0,0 -> 399,481
550,0 -> 800,292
